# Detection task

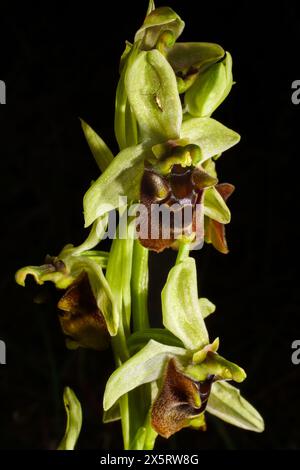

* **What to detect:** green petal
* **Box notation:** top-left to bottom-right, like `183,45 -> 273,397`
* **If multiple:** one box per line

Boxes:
15,263 -> 74,290
185,52 -> 233,117
83,143 -> 147,227
135,6 -> 184,51
180,117 -> 240,164
199,297 -> 216,319
167,42 -> 224,75
207,381 -> 265,432
162,257 -> 209,350
80,119 -> 113,172
202,352 -> 246,382
57,387 -> 82,450
204,186 -> 231,223
125,49 -> 182,143
103,339 -> 187,411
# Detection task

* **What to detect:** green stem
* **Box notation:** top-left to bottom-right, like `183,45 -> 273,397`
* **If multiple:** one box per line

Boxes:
130,240 -> 154,449
106,234 -> 131,449
176,241 -> 190,264
131,240 -> 150,331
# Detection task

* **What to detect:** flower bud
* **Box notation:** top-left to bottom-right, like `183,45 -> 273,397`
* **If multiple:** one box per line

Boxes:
185,52 -> 233,117
135,6 -> 184,51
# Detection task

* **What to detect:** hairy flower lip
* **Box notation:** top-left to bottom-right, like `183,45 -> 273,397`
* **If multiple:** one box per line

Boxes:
138,162 -> 217,252
151,358 -> 215,438
57,272 -> 110,351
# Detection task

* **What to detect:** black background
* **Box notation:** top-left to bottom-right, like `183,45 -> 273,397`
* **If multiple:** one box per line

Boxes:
0,0 -> 299,450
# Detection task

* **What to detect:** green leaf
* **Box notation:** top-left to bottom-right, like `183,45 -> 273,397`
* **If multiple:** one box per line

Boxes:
83,143 -> 147,227
207,381 -> 264,432
162,257 -> 209,350
167,42 -> 225,75
57,387 -> 82,450
80,119 -> 113,172
199,297 -> 216,319
127,328 -> 183,354
103,339 -> 188,411
135,6 -> 184,51
125,49 -> 182,143
180,117 -> 240,164
185,52 -> 233,117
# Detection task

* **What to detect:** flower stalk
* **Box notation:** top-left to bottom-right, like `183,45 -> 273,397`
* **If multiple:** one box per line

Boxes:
15,1 -> 264,451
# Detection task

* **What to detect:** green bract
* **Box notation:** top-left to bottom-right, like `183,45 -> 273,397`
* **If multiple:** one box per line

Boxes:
80,119 -> 114,172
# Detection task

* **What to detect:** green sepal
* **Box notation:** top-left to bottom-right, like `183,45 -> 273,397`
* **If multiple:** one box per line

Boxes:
180,117 -> 240,164
162,257 -> 209,351
83,143 -> 147,227
103,339 -> 188,411
125,49 -> 182,143
207,381 -> 264,432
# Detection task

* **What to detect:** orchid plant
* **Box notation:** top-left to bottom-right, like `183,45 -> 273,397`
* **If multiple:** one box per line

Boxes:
16,1 -> 264,450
